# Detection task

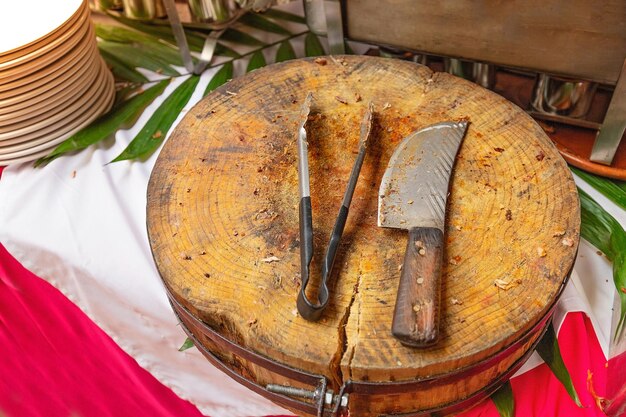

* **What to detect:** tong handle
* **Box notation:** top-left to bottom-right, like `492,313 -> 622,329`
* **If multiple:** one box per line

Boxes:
299,196 -> 314,278
322,205 -> 348,282
297,196 -> 331,321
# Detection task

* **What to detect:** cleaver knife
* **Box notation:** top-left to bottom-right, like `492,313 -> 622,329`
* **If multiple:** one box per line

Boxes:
378,121 -> 469,347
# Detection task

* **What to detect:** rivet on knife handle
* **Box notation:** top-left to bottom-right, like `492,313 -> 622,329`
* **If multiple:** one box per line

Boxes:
378,120 -> 469,347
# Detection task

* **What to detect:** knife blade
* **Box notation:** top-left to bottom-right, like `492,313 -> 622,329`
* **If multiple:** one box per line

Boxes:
378,120 -> 468,347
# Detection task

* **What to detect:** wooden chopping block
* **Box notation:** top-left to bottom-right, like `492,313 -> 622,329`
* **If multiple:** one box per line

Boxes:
147,56 -> 579,416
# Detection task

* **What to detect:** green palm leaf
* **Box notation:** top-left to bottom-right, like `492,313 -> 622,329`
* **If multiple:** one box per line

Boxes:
572,167 -> 626,211
304,32 -> 325,57
99,48 -> 149,83
275,40 -> 296,62
35,80 -> 171,167
246,50 -> 267,72
98,41 -> 180,76
97,24 -> 186,67
536,324 -> 582,407
491,381 -> 514,417
109,15 -> 240,57
262,8 -> 307,24
111,75 -> 201,162
221,28 -> 265,46
204,62 -> 234,97
179,337 -> 194,351
239,13 -> 292,35
579,187 -> 626,338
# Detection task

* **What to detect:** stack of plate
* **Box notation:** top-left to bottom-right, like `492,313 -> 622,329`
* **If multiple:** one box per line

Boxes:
0,0 -> 115,165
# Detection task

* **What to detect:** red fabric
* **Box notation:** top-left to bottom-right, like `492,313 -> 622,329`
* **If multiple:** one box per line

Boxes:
458,313 -> 610,417
0,243 -> 206,417
0,229 -> 620,417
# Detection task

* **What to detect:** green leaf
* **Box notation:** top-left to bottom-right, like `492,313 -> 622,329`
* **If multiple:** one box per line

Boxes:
214,42 -> 241,58
221,28 -> 265,46
111,75 -> 201,162
304,32 -> 325,57
490,381 -> 514,417
98,41 -> 180,76
96,23 -> 160,45
571,166 -> 626,211
238,13 -> 292,35
204,62 -> 233,97
109,15 -> 206,52
35,80 -> 170,166
579,188 -> 626,337
113,83 -> 144,106
275,40 -> 296,63
262,8 -> 307,24
99,48 -> 149,83
178,337 -> 194,352
536,324 -> 582,407
246,50 -> 266,72
97,24 -> 186,67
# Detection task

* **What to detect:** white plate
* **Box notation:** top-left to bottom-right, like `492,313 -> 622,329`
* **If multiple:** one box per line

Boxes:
0,0 -> 84,56
0,64 -> 114,162
0,60 -> 114,156
0,29 -> 93,97
0,15 -> 91,79
0,42 -> 99,116
0,42 -> 100,118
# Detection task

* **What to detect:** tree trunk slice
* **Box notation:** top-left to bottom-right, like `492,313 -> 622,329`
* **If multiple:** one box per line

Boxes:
147,56 -> 579,415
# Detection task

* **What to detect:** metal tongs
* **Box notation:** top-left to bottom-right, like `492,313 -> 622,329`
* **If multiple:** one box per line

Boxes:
296,94 -> 374,321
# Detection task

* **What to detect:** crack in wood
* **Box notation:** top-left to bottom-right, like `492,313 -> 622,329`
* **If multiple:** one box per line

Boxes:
329,262 -> 362,390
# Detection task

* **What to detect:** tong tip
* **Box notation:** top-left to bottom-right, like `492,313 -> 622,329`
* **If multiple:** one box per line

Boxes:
360,101 -> 374,147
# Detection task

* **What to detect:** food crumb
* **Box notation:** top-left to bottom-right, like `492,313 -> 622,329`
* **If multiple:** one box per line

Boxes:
418,248 -> 426,256
562,237 -> 575,247
182,253 -> 192,260
416,277 -> 424,285
382,102 -> 391,110
204,272 -> 211,278
451,298 -> 463,305
535,151 -> 545,161
494,277 -> 521,290
152,130 -> 163,139
505,209 -> 513,221
552,230 -> 566,237
71,170 -> 76,178
261,256 -> 280,263
335,96 -> 348,104
494,147 -> 505,153
408,200 -> 414,205
314,57 -> 327,65
537,247 -> 547,257
413,304 -> 421,312
354,92 -> 362,102
233,230 -> 239,236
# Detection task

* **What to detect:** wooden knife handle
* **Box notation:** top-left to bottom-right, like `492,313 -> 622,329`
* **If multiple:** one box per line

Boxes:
391,227 -> 443,347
